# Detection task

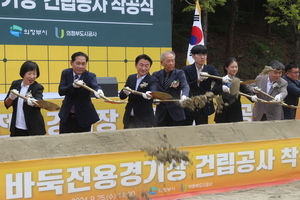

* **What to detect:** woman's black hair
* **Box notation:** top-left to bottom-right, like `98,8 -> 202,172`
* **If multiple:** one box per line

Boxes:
19,61 -> 40,78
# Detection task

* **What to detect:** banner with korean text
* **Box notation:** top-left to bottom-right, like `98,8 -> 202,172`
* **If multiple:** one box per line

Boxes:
1,138 -> 300,199
1,97 -> 300,136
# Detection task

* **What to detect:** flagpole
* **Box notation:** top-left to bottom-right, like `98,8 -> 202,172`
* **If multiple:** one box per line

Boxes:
186,0 -> 205,65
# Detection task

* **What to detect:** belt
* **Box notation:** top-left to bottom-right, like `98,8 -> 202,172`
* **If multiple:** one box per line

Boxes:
69,113 -> 76,118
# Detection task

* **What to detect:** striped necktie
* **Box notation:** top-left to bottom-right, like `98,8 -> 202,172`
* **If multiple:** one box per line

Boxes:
164,73 -> 170,88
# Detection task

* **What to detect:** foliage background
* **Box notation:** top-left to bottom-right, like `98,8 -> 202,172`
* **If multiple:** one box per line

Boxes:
172,0 -> 295,79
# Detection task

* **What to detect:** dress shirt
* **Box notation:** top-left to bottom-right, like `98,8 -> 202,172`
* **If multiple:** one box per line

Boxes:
15,81 -> 29,130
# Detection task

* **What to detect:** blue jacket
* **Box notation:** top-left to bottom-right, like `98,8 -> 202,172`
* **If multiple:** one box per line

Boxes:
58,68 -> 101,127
282,75 -> 300,119
152,68 -> 189,122
119,73 -> 158,127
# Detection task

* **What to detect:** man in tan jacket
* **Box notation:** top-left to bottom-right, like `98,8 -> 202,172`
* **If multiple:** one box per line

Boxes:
249,60 -> 288,121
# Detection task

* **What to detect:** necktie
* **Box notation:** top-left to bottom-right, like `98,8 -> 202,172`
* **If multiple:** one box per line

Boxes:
71,74 -> 79,113
164,73 -> 170,88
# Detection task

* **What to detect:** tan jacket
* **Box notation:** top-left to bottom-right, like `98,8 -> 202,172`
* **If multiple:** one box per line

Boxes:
248,75 -> 288,121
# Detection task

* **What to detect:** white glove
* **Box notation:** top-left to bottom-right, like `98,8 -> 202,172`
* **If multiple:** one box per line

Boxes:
274,94 -> 282,101
27,98 -> 37,107
142,91 -> 152,100
94,89 -> 104,99
222,85 -> 230,93
199,72 -> 209,81
123,87 -> 131,96
73,79 -> 83,88
222,75 -> 231,84
252,86 -> 261,93
179,95 -> 188,103
9,89 -> 19,100
251,95 -> 258,102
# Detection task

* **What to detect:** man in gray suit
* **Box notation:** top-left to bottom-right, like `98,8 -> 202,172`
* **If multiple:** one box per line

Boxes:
249,60 -> 288,121
152,51 -> 190,126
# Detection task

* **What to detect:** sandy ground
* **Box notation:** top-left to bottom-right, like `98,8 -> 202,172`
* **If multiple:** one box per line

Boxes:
182,180 -> 300,200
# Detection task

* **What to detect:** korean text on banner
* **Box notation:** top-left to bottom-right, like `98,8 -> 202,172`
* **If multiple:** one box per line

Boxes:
186,0 -> 204,65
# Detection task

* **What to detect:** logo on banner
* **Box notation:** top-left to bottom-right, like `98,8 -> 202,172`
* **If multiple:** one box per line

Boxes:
10,25 -> 22,37
55,27 -> 65,38
148,186 -> 158,195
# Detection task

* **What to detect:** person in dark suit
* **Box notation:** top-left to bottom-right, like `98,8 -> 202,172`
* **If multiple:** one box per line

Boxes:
58,51 -> 104,133
119,54 -> 158,128
282,62 -> 300,119
183,45 -> 226,125
4,61 -> 46,137
212,57 -> 258,123
152,51 -> 190,126
248,60 -> 288,121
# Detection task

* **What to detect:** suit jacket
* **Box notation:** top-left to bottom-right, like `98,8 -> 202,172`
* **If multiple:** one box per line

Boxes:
119,73 -> 158,128
183,63 -> 222,116
4,79 -> 46,136
152,69 -> 189,123
248,75 -> 288,121
282,75 -> 300,119
58,68 -> 101,127
212,77 -> 254,123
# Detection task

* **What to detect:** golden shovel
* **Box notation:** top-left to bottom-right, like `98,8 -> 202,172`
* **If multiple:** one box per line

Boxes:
74,80 -> 128,104
239,92 -> 281,105
123,87 -> 173,100
10,90 -> 60,111
199,72 -> 259,85
253,88 -> 300,109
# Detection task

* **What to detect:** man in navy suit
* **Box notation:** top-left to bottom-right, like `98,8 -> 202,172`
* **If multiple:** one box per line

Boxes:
183,45 -> 224,125
58,52 -> 104,133
152,51 -> 190,126
119,54 -> 158,128
283,62 -> 300,119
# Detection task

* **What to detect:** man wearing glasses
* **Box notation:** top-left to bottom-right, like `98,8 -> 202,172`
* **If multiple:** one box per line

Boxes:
282,62 -> 300,119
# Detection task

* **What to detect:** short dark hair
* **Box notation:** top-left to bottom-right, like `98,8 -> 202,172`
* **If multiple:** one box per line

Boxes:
71,52 -> 89,62
135,54 -> 153,66
190,45 -> 207,55
19,61 -> 40,78
285,62 -> 299,73
268,60 -> 284,71
223,57 -> 237,75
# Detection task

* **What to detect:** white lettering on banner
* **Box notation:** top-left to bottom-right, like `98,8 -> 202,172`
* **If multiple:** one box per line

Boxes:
242,104 -> 252,121
67,166 -> 91,193
196,155 -> 215,178
36,169 -> 64,194
96,109 -> 119,131
256,149 -> 275,170
120,162 -> 142,186
4,147 -> 299,199
6,172 -> 35,199
196,149 -> 282,178
2,0 -> 154,15
24,29 -> 48,36
65,30 -> 97,37
236,151 -> 255,173
1,0 -> 36,9
143,160 -> 156,183
217,153 -> 235,175
166,160 -> 188,181
47,111 -> 60,135
0,113 -> 12,129
188,182 -> 213,189
281,147 -> 299,167
93,164 -> 118,189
